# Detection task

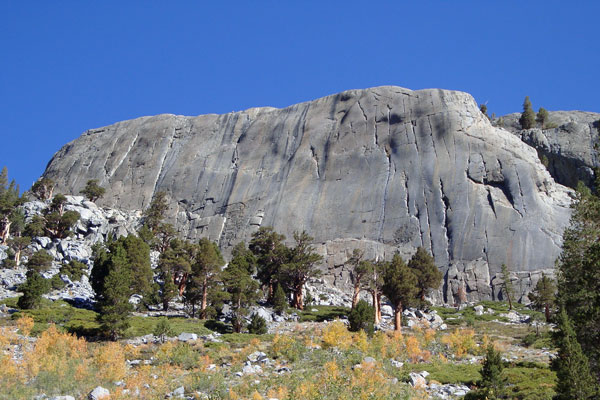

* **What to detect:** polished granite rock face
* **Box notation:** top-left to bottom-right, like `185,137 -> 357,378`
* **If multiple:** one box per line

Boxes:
42,86 -> 573,302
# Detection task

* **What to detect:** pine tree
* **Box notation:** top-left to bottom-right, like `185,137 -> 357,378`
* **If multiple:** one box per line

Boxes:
30,177 -> 55,201
247,313 -> 268,334
187,238 -> 224,319
408,247 -> 442,304
222,244 -> 260,333
142,191 -> 169,233
348,299 -> 375,334
478,344 -> 507,399
279,231 -> 322,310
80,179 -> 106,202
160,271 -> 178,311
557,181 -> 600,376
272,283 -> 287,315
500,264 -> 514,311
382,254 -> 418,331
527,274 -> 556,322
91,240 -> 135,339
120,234 -> 154,301
347,249 -> 369,308
536,107 -> 549,129
364,259 -> 385,325
17,270 -> 50,309
552,309 -> 599,399
519,96 -> 536,130
159,238 -> 195,296
249,226 -> 287,301
479,104 -> 490,120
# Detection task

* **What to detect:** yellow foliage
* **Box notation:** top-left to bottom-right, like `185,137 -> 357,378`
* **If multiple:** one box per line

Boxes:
25,324 -> 88,379
15,314 -> 34,336
93,341 -> 127,382
321,320 -> 352,350
324,360 -> 340,381
352,329 -> 369,353
267,386 -> 289,399
251,391 -> 263,400
424,328 -> 436,346
441,328 -> 476,358
405,336 -> 422,363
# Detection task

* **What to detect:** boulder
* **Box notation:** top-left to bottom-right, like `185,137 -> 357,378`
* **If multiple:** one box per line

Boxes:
177,332 -> 198,342
88,386 -> 110,400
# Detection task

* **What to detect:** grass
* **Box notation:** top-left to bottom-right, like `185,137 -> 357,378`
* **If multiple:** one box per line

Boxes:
503,364 -> 556,400
402,362 -> 482,385
298,305 -> 349,322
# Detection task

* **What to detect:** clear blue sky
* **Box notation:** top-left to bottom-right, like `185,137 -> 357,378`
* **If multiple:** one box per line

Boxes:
2,2 -> 599,189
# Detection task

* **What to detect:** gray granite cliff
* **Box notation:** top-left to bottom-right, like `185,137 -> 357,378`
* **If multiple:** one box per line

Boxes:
42,86 -> 573,303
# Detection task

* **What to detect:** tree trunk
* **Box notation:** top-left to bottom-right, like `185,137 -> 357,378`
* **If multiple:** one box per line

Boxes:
15,249 -> 21,266
294,286 -> 304,310
177,272 -> 188,296
544,303 -> 550,323
376,293 -> 382,322
0,218 -> 11,244
200,278 -> 208,319
394,302 -> 402,332
372,290 -> 380,325
352,284 -> 361,308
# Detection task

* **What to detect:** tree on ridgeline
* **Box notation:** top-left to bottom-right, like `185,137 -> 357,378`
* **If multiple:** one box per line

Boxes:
30,177 -> 55,201
536,107 -> 549,129
519,96 -> 536,130
382,253 -> 418,331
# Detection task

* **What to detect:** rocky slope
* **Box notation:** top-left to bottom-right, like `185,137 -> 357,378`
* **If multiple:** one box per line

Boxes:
500,111 -> 600,189
42,86 -> 573,303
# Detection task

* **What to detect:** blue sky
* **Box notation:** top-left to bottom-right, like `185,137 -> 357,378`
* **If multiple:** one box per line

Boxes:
1,2 -> 599,189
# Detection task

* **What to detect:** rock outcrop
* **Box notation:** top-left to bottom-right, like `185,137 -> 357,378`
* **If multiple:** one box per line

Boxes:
500,111 -> 600,189
42,86 -> 573,302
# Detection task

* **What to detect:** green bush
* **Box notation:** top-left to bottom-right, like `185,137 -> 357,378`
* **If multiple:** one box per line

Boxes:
247,313 -> 267,334
348,300 -> 374,334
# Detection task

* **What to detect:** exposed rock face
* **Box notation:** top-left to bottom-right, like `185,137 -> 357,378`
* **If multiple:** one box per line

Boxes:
500,111 -> 600,189
43,86 -> 573,302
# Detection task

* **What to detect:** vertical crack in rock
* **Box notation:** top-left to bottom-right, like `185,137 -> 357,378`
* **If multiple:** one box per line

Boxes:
514,168 -> 526,217
486,188 -> 497,219
151,127 -> 177,199
378,149 -> 393,242
439,178 -> 451,262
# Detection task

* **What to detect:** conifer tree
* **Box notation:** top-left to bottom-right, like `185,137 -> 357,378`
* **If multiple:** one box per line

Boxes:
279,231 -> 322,310
80,179 -> 106,202
364,259 -> 385,325
272,283 -> 287,315
91,242 -> 134,339
557,181 -> 600,376
249,227 -> 287,301
159,238 -> 195,296
500,264 -> 514,311
536,107 -> 549,129
348,299 -> 375,334
477,344 -> 506,399
30,177 -> 55,201
17,270 -> 50,309
222,243 -> 260,332
382,254 -> 418,331
347,249 -> 369,308
527,274 -> 556,322
408,247 -> 442,303
186,238 -> 224,319
552,309 -> 599,399
519,96 -> 536,129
